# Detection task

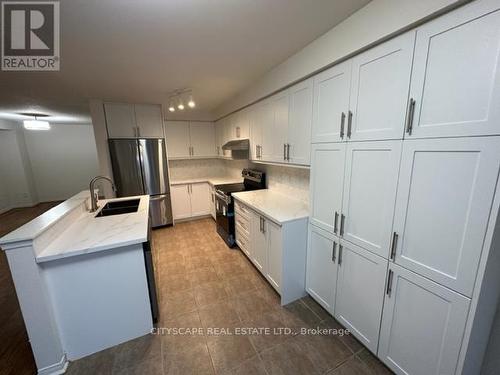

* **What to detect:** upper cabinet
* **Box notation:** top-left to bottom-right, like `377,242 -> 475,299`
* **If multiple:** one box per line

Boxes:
134,104 -> 164,138
406,3 -> 500,139
349,32 -> 415,141
311,32 -> 414,143
311,61 -> 352,143
104,102 -> 164,139
287,79 -> 313,165
164,121 -> 216,159
261,91 -> 289,163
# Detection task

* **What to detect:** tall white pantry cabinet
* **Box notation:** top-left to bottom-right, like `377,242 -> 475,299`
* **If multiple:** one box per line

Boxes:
306,1 -> 500,375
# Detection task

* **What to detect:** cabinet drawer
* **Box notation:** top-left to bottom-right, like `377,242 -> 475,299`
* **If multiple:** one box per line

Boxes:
235,214 -> 250,233
235,201 -> 251,218
236,228 -> 249,255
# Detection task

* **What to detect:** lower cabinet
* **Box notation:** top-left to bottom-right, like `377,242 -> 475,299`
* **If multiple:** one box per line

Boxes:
170,182 -> 211,221
334,240 -> 387,353
306,225 -> 339,315
235,200 -> 307,305
378,263 -> 470,375
306,224 -> 387,353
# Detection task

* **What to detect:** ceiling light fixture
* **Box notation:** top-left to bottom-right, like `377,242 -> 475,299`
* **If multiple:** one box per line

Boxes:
187,92 -> 196,108
23,116 -> 50,131
168,97 -> 176,112
177,97 -> 185,110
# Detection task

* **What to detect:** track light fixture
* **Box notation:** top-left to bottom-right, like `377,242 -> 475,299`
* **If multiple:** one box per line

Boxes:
167,89 -> 195,113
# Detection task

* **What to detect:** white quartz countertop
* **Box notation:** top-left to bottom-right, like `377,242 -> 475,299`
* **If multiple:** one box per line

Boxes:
232,190 -> 309,225
36,195 -> 150,263
170,177 -> 243,186
0,191 -> 91,246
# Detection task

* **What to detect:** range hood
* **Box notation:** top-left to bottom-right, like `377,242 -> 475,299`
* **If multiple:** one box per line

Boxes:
222,139 -> 249,151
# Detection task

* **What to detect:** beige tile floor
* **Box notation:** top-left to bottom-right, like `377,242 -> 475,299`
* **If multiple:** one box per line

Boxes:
66,218 -> 393,375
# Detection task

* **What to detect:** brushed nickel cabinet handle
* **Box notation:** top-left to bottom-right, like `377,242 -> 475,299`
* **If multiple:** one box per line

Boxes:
340,112 -> 345,139
334,211 -> 339,234
340,214 -> 345,236
386,269 -> 394,296
390,232 -> 398,261
347,111 -> 353,138
283,144 -> 287,160
332,241 -> 337,263
406,98 -> 416,135
338,244 -> 343,266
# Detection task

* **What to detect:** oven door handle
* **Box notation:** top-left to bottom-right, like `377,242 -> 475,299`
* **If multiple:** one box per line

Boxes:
215,190 -> 230,204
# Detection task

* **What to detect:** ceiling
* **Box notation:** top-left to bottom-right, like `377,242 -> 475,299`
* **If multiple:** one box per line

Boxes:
0,0 -> 370,124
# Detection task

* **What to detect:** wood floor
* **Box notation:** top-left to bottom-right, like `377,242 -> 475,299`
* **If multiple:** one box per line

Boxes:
0,202 -> 61,375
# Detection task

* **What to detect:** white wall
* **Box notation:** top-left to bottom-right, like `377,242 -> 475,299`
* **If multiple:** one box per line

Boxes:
0,127 -> 38,212
215,0 -> 468,117
23,124 -> 99,202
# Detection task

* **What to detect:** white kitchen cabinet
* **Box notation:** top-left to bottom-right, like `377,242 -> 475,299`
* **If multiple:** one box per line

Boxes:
341,140 -> 402,258
251,101 -> 268,161
171,182 -> 211,221
266,220 -> 282,293
164,121 -> 191,159
190,182 -> 211,217
348,32 -> 415,141
306,225 -> 339,315
334,241 -> 387,353
261,91 -> 289,163
232,110 -> 250,140
392,137 -> 500,296
251,210 -> 268,273
311,61 -> 352,143
134,104 -> 164,138
309,143 -> 346,234
407,3 -> 500,139
378,263 -> 470,375
190,122 -> 216,158
105,103 -> 164,138
236,201 -> 308,304
164,121 -> 216,159
287,79 -> 313,165
171,184 -> 191,220
104,103 -> 137,138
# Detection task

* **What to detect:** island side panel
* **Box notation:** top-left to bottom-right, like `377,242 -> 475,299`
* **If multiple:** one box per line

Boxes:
40,243 -> 152,360
4,244 -> 66,373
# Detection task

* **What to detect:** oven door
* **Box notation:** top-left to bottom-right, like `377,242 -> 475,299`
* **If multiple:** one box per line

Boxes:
215,192 -> 235,246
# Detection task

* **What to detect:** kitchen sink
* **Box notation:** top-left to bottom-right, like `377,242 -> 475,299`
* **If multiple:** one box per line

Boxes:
95,198 -> 140,217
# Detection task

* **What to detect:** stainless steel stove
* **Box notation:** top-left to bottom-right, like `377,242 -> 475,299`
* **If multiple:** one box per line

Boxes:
215,169 -> 266,247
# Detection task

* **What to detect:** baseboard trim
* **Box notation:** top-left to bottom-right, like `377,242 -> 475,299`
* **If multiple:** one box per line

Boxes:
37,354 -> 68,375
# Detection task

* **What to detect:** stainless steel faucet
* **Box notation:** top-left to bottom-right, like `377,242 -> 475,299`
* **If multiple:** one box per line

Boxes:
89,176 -> 117,212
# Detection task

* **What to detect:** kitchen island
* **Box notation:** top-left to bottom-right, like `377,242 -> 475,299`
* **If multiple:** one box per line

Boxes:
0,192 -> 153,375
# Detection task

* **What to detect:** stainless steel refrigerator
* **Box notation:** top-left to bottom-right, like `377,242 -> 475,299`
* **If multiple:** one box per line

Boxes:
108,138 -> 173,227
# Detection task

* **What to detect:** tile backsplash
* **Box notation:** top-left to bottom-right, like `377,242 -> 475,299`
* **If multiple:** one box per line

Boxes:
169,158 -> 310,203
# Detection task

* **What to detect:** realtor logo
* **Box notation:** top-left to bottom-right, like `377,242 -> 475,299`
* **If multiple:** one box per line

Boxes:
1,1 -> 60,71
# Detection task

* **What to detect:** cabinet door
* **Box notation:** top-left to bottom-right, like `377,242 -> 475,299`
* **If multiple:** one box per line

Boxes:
348,32 -> 415,141
215,120 -> 224,157
309,143 -> 346,234
164,121 -> 191,159
262,92 -> 289,163
408,4 -> 500,139
190,122 -> 216,158
250,103 -> 265,161
251,211 -> 268,273
190,182 -> 211,217
104,103 -> 137,138
342,141 -> 402,258
134,104 -> 164,138
335,241 -> 387,353
288,79 -> 313,165
222,118 -> 232,158
266,220 -> 282,293
306,225 -> 338,315
393,137 -> 500,296
311,60 -> 351,143
378,263 -> 470,375
171,184 -> 191,220
234,110 -> 250,139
